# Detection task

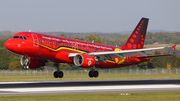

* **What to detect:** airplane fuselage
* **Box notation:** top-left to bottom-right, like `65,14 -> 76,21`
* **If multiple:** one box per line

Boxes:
6,18 -> 165,78
5,32 -> 149,69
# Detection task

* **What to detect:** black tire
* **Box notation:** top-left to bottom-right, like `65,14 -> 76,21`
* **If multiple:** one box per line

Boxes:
89,71 -> 93,78
53,71 -> 58,78
93,71 -> 99,78
59,71 -> 64,78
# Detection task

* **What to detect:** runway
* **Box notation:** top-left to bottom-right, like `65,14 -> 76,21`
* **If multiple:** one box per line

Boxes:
0,78 -> 180,96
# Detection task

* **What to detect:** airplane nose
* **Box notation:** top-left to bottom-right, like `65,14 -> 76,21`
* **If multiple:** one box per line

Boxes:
5,40 -> 11,50
5,39 -> 24,55
5,39 -> 16,52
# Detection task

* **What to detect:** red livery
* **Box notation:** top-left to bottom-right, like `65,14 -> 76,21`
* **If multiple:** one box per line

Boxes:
5,18 -> 173,78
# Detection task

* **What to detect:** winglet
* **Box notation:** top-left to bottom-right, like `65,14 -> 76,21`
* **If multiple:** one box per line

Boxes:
172,44 -> 176,50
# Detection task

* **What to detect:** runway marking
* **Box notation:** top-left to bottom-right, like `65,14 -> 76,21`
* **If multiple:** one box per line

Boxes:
0,84 -> 180,92
0,82 -> 39,84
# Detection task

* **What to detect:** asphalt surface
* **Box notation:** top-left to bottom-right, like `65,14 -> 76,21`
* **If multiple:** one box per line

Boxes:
0,78 -> 180,96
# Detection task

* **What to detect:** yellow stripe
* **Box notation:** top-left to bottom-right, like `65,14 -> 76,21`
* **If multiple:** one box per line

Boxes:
31,41 -> 86,53
40,44 -> 86,53
31,40 -> 118,64
106,60 -> 116,63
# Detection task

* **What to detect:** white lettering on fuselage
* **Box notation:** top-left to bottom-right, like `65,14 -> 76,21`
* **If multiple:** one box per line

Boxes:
42,36 -> 112,50
42,36 -> 60,41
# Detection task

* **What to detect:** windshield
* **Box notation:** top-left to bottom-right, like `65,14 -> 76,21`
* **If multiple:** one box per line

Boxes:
13,36 -> 27,40
13,36 -> 19,39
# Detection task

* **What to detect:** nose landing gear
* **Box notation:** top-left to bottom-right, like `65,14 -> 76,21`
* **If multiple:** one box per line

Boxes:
21,56 -> 30,69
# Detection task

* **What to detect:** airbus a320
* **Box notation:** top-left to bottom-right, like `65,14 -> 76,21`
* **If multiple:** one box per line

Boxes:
5,18 -> 174,78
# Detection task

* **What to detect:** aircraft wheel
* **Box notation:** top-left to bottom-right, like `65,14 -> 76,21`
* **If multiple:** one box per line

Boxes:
89,71 -> 93,78
93,71 -> 99,78
54,71 -> 64,78
53,71 -> 58,78
23,65 -> 29,70
23,66 -> 26,70
58,71 -> 64,78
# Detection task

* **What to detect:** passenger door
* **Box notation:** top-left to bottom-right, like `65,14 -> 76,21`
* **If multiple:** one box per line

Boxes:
31,34 -> 39,47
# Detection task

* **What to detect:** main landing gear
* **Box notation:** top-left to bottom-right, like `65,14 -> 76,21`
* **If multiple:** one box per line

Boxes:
53,64 -> 99,78
53,63 -> 63,78
88,66 -> 99,78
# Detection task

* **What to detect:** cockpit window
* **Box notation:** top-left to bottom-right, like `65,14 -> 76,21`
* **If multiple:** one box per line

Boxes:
12,36 -> 27,40
20,36 -> 23,39
23,36 -> 27,40
13,36 -> 19,39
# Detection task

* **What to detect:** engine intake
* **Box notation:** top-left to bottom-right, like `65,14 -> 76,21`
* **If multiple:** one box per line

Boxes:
74,54 -> 96,68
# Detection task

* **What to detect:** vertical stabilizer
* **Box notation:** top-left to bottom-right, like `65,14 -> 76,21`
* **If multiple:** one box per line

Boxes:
122,18 -> 149,49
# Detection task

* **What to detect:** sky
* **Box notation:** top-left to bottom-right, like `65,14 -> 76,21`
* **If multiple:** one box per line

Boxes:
0,0 -> 180,33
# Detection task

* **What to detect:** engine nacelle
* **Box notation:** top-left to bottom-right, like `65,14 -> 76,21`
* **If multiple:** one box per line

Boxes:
20,56 -> 42,69
74,54 -> 96,68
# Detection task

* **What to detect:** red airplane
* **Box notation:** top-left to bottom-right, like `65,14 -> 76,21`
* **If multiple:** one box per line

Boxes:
5,18 -> 173,78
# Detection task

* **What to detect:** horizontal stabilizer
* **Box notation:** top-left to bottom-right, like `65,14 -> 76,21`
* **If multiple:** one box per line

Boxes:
172,44 -> 176,50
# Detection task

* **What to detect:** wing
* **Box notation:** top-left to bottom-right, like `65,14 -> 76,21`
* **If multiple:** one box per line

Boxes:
68,46 -> 173,61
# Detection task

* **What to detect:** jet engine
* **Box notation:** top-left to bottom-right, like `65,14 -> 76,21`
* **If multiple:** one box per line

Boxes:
20,56 -> 44,69
73,54 -> 96,68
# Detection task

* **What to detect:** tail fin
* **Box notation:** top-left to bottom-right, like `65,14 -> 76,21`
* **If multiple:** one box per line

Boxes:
122,17 -> 149,49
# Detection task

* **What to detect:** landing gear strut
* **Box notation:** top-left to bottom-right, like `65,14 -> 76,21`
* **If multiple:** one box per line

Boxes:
53,63 -> 63,78
88,66 -> 99,78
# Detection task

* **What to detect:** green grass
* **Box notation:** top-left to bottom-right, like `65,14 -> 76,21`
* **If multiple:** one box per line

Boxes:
175,47 -> 180,50
1,92 -> 180,101
0,74 -> 180,82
